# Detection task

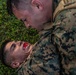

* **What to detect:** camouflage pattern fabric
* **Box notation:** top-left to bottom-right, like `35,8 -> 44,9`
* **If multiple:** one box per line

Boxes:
16,8 -> 76,75
17,22 -> 60,75
52,8 -> 76,75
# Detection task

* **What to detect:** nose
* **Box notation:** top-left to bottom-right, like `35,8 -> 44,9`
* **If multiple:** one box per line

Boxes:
16,41 -> 21,46
24,22 -> 31,28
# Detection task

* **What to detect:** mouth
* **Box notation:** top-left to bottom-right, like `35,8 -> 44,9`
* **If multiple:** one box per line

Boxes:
22,42 -> 30,53
23,42 -> 29,47
27,24 -> 31,28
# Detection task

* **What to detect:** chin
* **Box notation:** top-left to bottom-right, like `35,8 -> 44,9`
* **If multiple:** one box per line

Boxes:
37,28 -> 43,31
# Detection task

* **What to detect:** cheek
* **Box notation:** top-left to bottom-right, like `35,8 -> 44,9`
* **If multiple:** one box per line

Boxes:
14,51 -> 25,60
13,49 -> 24,57
17,50 -> 25,57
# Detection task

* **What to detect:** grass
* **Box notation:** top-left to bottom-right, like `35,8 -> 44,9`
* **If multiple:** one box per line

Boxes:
0,0 -> 39,75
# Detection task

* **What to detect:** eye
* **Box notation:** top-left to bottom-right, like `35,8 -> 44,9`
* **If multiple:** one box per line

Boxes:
10,44 -> 16,51
23,19 -> 27,21
21,18 -> 27,22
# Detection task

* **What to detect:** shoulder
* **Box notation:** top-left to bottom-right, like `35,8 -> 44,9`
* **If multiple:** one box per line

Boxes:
53,0 -> 76,19
52,7 -> 76,46
53,8 -> 76,34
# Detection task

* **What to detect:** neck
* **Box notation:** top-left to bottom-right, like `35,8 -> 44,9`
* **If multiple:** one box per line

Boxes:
26,45 -> 33,60
18,45 -> 33,68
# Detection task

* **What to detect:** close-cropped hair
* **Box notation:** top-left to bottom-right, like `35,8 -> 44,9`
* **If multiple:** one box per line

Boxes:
0,40 -> 11,67
7,0 -> 31,15
7,0 -> 21,15
7,0 -> 13,15
7,0 -> 60,15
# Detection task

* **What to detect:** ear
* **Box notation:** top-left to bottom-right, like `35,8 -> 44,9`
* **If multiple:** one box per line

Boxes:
31,0 -> 43,10
11,61 -> 20,68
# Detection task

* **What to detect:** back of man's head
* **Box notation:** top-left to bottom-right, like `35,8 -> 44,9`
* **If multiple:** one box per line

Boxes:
0,40 -> 12,67
7,0 -> 31,15
7,0 -> 61,16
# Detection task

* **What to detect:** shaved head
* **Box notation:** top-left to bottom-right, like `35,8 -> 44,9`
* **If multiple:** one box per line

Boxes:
7,0 -> 31,14
7,0 -> 53,31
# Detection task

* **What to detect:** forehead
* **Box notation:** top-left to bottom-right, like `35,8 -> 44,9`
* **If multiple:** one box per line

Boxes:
12,0 -> 30,9
5,41 -> 14,52
12,7 -> 28,19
